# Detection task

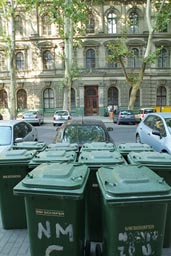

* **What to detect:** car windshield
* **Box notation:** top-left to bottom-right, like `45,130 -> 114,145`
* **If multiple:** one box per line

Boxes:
121,111 -> 133,115
56,111 -> 68,116
63,125 -> 106,144
0,126 -> 12,145
165,118 -> 171,134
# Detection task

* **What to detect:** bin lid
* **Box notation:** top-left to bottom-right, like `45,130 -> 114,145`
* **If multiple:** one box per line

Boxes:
117,143 -> 153,154
29,150 -> 76,164
12,141 -> 47,151
78,150 -> 126,165
128,151 -> 171,167
0,149 -> 37,164
46,143 -> 78,151
96,165 -> 171,203
80,142 -> 115,152
14,162 -> 90,197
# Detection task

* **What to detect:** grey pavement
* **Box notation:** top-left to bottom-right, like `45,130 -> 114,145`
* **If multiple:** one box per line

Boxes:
0,115 -> 171,255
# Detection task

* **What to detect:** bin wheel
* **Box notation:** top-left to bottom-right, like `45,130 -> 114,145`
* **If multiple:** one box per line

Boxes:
96,244 -> 102,256
84,240 -> 91,256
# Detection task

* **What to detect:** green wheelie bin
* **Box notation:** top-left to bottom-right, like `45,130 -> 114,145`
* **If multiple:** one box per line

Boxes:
46,142 -> 79,152
0,149 -> 37,229
14,162 -> 90,256
78,150 -> 127,243
116,142 -> 154,161
127,151 -> 171,248
29,149 -> 77,169
12,141 -> 47,152
96,164 -> 171,256
80,142 -> 116,152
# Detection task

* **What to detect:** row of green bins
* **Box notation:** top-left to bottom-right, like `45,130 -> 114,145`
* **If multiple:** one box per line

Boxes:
12,141 -> 47,152
78,149 -> 127,243
0,149 -> 37,229
127,151 -> 171,248
96,164 -> 171,256
14,162 -> 90,256
29,150 -> 77,169
80,142 -> 116,152
117,143 -> 154,161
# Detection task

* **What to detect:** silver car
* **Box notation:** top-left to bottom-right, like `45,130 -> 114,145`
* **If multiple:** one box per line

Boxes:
136,112 -> 171,154
53,110 -> 71,126
0,120 -> 39,153
22,110 -> 44,126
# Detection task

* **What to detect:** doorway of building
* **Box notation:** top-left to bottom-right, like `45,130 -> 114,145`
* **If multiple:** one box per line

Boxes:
84,86 -> 98,116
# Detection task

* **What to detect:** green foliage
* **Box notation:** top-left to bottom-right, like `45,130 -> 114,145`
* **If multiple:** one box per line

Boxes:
106,38 -> 132,63
144,47 -> 163,64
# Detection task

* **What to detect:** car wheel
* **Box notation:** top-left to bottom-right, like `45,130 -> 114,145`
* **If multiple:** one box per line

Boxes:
136,134 -> 141,143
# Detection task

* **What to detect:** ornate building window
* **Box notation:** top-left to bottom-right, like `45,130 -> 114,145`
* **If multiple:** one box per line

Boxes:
86,12 -> 95,33
71,88 -> 76,109
108,87 -> 118,106
107,49 -> 117,68
129,10 -> 139,33
16,52 -> 25,70
42,15 -> 52,36
107,12 -> 117,34
0,89 -> 8,108
43,88 -> 54,109
17,89 -> 27,109
130,48 -> 140,68
86,49 -> 95,69
15,15 -> 23,35
156,86 -> 166,106
158,48 -> 168,68
0,51 -> 6,71
43,50 -> 54,70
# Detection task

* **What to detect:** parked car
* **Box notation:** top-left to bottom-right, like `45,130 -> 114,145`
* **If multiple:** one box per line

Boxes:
136,112 -> 171,154
53,118 -> 115,148
22,110 -> 44,126
53,110 -> 71,126
135,107 -> 156,122
113,110 -> 136,125
0,120 -> 39,153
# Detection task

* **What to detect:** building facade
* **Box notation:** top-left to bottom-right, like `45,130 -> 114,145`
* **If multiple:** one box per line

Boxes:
0,1 -> 171,117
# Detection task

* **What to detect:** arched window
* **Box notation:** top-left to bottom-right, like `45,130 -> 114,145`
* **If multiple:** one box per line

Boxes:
42,15 -> 52,36
17,89 -> 27,109
15,15 -> 23,35
0,51 -> 6,71
86,49 -> 95,69
86,12 -> 95,33
43,88 -> 54,109
129,10 -> 139,33
107,49 -> 117,68
108,87 -> 118,106
131,48 -> 140,68
158,48 -> 168,68
16,52 -> 25,70
43,50 -> 54,70
157,86 -> 166,106
71,88 -> 76,109
0,89 -> 8,108
107,12 -> 117,34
